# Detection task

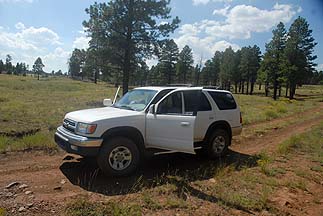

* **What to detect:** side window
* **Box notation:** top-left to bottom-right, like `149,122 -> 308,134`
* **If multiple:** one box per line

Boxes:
183,90 -> 199,115
208,91 -> 237,110
157,92 -> 182,115
199,93 -> 212,111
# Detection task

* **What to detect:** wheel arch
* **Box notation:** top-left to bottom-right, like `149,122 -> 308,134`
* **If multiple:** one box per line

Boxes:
204,120 -> 232,145
101,126 -> 145,153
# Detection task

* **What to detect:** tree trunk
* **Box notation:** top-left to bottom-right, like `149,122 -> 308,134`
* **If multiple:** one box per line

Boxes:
234,82 -> 238,94
265,81 -> 269,97
259,83 -> 261,90
285,82 -> 289,97
238,81 -> 242,93
94,68 -> 98,84
250,82 -> 254,95
37,72 -> 39,80
242,81 -> 245,94
278,85 -> 282,97
289,83 -> 296,99
122,0 -> 134,95
123,49 -> 131,95
246,81 -> 249,95
273,76 -> 278,100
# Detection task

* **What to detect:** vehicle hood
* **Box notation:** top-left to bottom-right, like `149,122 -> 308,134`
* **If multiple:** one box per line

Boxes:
65,107 -> 141,123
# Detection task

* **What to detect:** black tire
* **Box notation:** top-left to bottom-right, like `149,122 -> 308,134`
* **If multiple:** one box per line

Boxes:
97,137 -> 140,176
206,129 -> 230,159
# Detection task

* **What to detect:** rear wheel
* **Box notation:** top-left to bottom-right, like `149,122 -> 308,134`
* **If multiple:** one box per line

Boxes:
97,137 -> 140,176
207,129 -> 230,159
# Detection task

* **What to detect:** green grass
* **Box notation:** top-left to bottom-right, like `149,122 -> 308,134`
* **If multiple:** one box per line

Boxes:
0,74 -> 322,153
277,122 -> 323,156
0,208 -> 6,216
64,198 -> 142,216
0,75 -> 116,152
234,88 -> 322,124
61,121 -> 323,215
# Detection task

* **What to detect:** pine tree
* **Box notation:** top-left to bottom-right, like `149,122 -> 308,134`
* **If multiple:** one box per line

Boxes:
282,17 -> 317,99
176,45 -> 194,84
83,0 -> 180,94
32,57 -> 44,80
220,47 -> 235,90
261,22 -> 286,100
158,39 -> 179,84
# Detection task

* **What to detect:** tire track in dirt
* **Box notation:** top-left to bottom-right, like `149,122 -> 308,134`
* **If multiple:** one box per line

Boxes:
231,112 -> 323,155
0,105 -> 322,205
245,102 -> 323,130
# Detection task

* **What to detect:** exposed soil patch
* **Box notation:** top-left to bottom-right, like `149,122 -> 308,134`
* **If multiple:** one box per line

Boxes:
0,108 -> 323,215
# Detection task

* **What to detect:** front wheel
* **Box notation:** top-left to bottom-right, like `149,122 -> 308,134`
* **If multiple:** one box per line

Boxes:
207,129 -> 230,159
97,137 -> 140,176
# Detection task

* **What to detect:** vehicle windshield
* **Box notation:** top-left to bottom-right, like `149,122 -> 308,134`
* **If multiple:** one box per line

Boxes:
113,89 -> 157,111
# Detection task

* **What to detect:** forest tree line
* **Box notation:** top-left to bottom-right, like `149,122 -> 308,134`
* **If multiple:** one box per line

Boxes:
69,3 -> 321,99
1,0 -> 322,100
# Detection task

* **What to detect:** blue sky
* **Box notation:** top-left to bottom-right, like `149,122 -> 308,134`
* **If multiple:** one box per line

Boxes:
0,0 -> 322,72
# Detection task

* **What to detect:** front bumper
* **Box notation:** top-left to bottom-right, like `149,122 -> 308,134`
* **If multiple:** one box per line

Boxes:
54,126 -> 103,157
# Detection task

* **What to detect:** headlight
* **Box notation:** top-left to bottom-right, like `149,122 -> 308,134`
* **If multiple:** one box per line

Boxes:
76,122 -> 97,134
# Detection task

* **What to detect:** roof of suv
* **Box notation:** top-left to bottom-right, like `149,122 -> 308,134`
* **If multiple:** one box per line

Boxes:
135,86 -> 231,94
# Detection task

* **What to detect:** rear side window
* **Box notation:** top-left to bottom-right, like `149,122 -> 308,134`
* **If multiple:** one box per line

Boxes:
182,91 -> 212,115
208,91 -> 237,110
183,90 -> 199,115
199,93 -> 212,111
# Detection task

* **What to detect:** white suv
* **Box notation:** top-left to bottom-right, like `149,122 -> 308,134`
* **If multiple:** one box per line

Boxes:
55,86 -> 242,176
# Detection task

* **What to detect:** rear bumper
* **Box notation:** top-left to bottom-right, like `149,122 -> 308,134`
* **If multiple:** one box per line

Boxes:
232,126 -> 242,136
54,126 -> 102,157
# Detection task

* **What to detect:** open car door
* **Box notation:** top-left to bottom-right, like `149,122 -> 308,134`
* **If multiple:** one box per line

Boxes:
145,90 -> 197,154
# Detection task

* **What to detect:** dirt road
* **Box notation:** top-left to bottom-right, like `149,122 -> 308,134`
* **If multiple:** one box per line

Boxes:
1,105 -> 323,215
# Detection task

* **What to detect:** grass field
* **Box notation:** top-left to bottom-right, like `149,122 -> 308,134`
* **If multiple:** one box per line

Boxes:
0,75 -> 116,152
0,74 -> 322,153
64,122 -> 323,215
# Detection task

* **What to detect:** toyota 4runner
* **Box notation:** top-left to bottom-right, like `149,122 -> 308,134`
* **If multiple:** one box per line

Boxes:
55,86 -> 242,176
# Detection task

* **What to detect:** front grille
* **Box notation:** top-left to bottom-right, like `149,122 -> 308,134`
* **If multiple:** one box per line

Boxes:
63,118 -> 76,133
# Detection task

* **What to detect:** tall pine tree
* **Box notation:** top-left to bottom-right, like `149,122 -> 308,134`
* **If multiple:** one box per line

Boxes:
283,17 -> 317,99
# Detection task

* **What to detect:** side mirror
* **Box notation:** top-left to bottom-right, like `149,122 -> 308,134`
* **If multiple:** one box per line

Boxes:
148,104 -> 156,114
103,98 -> 113,107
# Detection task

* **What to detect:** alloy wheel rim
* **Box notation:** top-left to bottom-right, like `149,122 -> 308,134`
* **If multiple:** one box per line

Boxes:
212,135 -> 226,154
108,146 -> 132,171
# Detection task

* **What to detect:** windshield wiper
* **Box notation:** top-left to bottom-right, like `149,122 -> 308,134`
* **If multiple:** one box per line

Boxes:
117,105 -> 135,111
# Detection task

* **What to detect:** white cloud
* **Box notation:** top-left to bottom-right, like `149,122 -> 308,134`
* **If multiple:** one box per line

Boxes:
187,3 -> 300,40
175,3 -> 300,65
192,0 -> 210,5
316,64 -> 323,72
73,36 -> 90,50
0,22 -> 68,72
145,58 -> 158,68
15,22 -> 25,30
213,5 -> 230,16
43,47 -> 70,72
193,0 -> 232,6
174,34 -> 240,64
18,26 -> 62,46
179,24 -> 201,36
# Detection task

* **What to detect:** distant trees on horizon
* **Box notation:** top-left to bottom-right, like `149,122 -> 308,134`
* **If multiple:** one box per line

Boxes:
69,8 -> 323,100
1,0 -> 322,100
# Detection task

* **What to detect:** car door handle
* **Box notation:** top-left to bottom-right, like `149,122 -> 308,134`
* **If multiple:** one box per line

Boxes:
180,122 -> 190,126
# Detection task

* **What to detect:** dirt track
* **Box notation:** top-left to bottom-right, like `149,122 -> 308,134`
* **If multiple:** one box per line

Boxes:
0,104 -> 323,215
